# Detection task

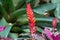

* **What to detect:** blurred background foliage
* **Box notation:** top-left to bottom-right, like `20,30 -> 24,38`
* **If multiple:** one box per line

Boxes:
0,0 -> 60,40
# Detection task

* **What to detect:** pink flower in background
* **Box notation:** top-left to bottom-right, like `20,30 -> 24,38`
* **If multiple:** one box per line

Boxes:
43,18 -> 60,40
6,38 -> 12,40
0,26 -> 6,32
44,27 -> 60,40
0,37 -> 12,40
52,18 -> 57,29
44,27 -> 52,39
52,34 -> 60,40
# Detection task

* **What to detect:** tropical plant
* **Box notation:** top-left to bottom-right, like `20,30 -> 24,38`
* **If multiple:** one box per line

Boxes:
0,0 -> 60,40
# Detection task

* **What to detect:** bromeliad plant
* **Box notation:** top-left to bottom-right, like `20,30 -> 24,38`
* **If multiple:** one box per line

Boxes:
26,2 -> 60,40
0,0 -> 60,40
26,3 -> 37,39
43,18 -> 60,40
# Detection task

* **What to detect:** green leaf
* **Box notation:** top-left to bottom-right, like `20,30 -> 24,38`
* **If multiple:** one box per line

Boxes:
16,0 -> 26,9
26,0 -> 31,3
51,0 -> 60,19
0,18 -> 8,26
0,18 -> 13,37
21,26 -> 29,33
10,8 -> 25,19
8,33 -> 18,40
23,29 -> 30,33
1,0 -> 15,13
11,27 -> 22,33
51,0 -> 60,3
36,17 -> 59,23
37,27 -> 43,33
54,5 -> 60,19
36,22 -> 52,28
17,16 -> 28,25
0,3 -> 8,20
12,0 -> 20,7
33,3 -> 56,15
57,21 -> 60,31
21,26 -> 29,29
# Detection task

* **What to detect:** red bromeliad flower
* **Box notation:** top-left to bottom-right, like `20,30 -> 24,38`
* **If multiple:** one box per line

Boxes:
26,3 -> 37,39
52,18 -> 57,29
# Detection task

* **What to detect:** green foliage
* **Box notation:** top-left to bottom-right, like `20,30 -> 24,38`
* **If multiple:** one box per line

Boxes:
51,0 -> 60,19
33,3 -> 56,15
8,33 -> 18,40
0,18 -> 13,37
0,0 -> 60,39
1,0 -> 15,13
10,8 -> 25,19
15,0 -> 26,9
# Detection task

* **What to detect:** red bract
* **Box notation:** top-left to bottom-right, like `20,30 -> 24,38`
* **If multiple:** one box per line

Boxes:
52,18 -> 57,29
26,3 -> 36,39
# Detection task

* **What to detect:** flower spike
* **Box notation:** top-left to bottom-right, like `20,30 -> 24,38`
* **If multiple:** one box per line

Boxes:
52,18 -> 57,29
26,3 -> 37,39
